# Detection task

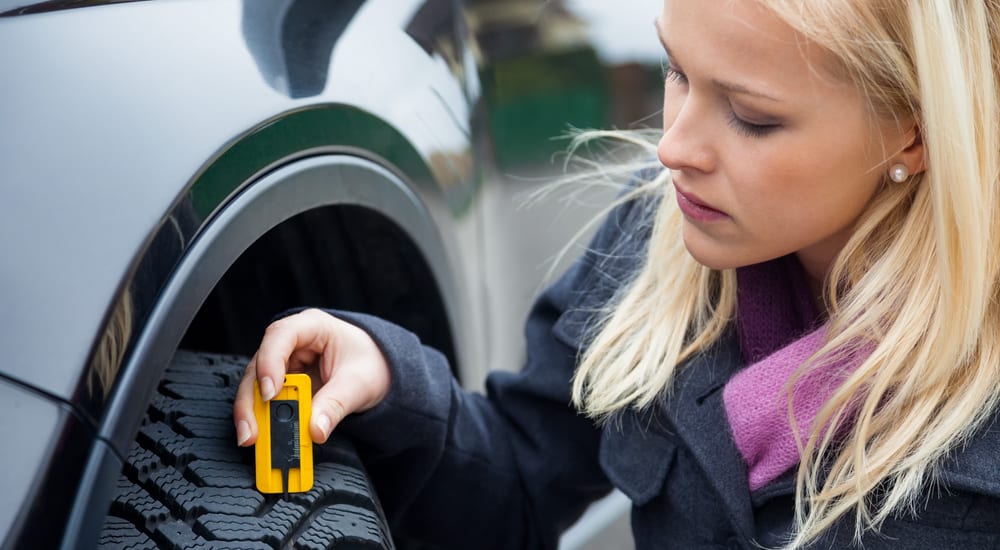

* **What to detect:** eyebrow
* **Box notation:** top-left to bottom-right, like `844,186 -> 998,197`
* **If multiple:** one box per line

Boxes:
654,18 -> 783,103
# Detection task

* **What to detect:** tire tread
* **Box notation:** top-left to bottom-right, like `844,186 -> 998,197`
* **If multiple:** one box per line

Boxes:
99,351 -> 393,550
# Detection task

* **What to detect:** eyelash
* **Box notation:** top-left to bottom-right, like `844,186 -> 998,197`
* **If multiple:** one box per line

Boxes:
661,60 -> 780,139
727,111 -> 780,138
661,59 -> 687,85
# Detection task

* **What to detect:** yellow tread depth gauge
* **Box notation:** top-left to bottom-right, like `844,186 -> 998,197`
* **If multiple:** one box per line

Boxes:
253,373 -> 314,497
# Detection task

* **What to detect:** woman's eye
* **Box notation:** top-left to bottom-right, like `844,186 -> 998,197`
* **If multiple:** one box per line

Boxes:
727,111 -> 780,138
661,59 -> 688,85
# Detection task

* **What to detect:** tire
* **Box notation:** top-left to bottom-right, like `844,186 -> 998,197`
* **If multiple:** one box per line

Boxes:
98,351 -> 394,550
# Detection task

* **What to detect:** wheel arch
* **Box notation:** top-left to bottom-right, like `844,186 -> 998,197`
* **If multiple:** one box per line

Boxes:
51,98 -> 478,548
60,149 -> 468,549
101,152 -> 462,455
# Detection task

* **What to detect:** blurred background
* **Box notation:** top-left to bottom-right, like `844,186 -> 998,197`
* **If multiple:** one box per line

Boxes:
467,0 -> 664,374
466,2 -> 663,547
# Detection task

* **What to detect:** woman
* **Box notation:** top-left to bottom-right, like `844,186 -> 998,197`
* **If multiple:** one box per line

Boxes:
233,0 -> 1000,548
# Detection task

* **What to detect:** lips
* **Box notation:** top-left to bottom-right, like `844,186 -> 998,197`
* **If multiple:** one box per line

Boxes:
674,185 -> 729,221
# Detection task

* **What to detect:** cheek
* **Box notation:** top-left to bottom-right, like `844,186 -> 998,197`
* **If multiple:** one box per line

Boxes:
742,164 -> 882,247
729,144 -> 881,236
734,132 -> 875,208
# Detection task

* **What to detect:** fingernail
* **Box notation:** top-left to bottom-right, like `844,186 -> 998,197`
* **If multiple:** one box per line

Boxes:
316,414 -> 331,439
260,377 -> 276,401
236,420 -> 251,446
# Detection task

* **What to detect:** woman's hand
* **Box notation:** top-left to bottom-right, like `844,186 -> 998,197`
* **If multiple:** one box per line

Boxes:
232,308 -> 391,447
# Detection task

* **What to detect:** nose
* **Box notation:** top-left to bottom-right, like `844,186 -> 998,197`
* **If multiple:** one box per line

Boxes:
657,96 -> 714,173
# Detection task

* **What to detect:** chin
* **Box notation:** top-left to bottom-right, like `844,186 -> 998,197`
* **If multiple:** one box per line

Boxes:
681,230 -> 743,271
684,247 -> 739,270
680,230 -> 771,271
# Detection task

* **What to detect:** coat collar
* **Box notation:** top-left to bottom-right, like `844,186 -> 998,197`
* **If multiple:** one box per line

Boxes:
659,329 -> 758,539
658,330 -> 1000,531
743,384 -> 1000,509
628,321 -> 1000,521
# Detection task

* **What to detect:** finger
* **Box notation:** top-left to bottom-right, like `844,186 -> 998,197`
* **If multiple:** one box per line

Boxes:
233,354 -> 259,447
308,353 -> 391,443
254,310 -> 329,401
309,375 -> 364,443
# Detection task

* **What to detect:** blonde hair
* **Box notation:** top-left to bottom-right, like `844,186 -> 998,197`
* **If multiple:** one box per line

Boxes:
571,0 -> 1000,547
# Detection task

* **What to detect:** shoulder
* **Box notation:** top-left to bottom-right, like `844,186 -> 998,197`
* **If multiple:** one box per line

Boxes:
809,425 -> 1000,549
570,176 -> 662,298
938,411 -> 1000,499
550,183 -> 661,346
882,411 -> 1000,542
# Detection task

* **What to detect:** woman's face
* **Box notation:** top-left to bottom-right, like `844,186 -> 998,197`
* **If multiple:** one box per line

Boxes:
657,0 -> 912,283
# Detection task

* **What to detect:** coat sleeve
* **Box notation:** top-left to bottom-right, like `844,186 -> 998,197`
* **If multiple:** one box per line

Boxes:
329,195 -> 652,549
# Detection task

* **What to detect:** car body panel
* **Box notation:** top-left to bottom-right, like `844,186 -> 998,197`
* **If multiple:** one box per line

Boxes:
1,3 -> 486,546
0,0 -> 482,404
0,376 -> 102,549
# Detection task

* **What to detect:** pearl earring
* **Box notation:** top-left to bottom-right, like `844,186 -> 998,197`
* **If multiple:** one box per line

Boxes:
889,163 -> 909,183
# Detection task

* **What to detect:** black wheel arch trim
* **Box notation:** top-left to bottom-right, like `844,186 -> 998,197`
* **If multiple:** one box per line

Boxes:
72,104 -> 474,426
98,154 -> 462,456
47,155 -> 460,550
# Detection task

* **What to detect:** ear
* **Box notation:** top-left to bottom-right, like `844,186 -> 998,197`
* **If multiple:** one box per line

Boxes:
893,121 -> 926,177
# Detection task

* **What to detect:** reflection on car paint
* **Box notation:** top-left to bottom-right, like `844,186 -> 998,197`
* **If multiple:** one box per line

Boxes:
241,0 -> 365,98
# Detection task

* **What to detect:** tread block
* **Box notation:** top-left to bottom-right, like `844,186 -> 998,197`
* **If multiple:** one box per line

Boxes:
175,416 -> 236,440
314,437 -> 365,468
161,371 -> 228,389
97,517 -> 155,550
196,500 -> 307,543
150,396 -> 236,423
153,519 -> 268,550
147,466 -> 263,517
168,352 -> 245,384
186,460 -> 255,489
139,422 -> 244,465
294,505 -> 391,550
110,479 -> 171,532
163,382 -> 234,401
124,444 -> 165,483
291,463 -> 375,509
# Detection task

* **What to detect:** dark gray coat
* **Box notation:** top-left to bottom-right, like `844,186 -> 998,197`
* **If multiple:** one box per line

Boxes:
333,197 -> 1000,549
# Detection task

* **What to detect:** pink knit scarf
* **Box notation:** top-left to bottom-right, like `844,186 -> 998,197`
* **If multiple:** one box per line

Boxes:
722,257 -> 862,491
